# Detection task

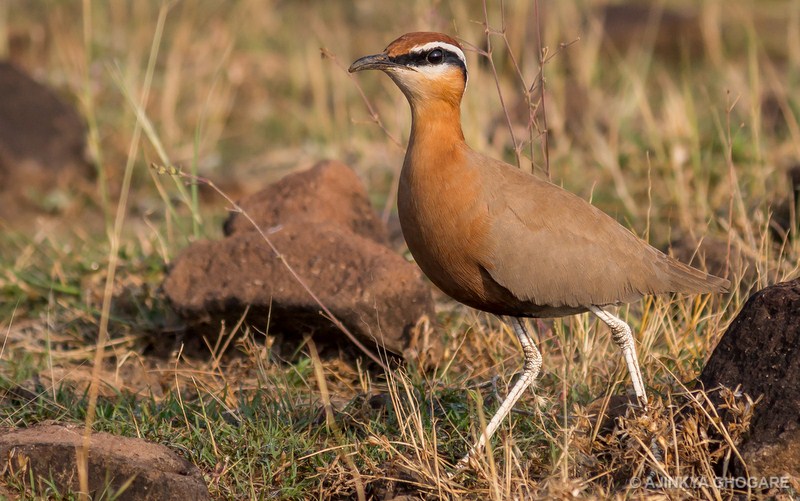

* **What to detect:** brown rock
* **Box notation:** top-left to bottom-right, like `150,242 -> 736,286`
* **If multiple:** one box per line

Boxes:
741,429 -> 800,484
164,162 -> 439,361
223,159 -> 388,244
0,424 -> 209,500
699,278 -> 800,478
0,62 -> 92,217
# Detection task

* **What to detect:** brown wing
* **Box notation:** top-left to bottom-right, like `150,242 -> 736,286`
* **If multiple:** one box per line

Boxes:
477,157 -> 729,309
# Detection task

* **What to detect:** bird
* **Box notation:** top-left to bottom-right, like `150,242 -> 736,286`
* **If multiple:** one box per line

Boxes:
349,32 -> 730,469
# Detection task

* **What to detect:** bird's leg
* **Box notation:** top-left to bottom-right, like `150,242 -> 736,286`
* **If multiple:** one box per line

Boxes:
589,306 -> 648,406
455,316 -> 542,471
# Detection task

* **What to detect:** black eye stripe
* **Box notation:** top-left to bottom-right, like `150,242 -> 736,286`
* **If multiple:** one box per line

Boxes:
390,48 -> 466,70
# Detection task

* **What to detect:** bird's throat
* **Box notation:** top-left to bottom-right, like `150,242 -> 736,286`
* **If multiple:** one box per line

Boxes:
408,99 -> 465,147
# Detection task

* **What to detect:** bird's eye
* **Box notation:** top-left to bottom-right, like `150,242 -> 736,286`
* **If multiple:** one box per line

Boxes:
426,49 -> 444,64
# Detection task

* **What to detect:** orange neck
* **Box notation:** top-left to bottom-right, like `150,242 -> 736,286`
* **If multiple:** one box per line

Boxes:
405,98 -> 465,177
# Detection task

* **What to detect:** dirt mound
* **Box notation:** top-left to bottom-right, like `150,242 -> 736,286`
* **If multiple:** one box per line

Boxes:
0,423 -> 209,500
164,160 -> 439,362
700,278 -> 800,478
0,62 -> 92,219
223,159 -> 388,243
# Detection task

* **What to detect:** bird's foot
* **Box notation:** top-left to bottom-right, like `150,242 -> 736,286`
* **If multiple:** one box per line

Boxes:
449,454 -> 473,478
448,446 -> 482,478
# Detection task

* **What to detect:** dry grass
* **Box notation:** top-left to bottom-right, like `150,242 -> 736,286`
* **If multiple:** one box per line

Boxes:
1,0 -> 799,499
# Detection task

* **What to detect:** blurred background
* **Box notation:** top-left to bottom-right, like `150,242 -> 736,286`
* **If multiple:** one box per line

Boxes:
3,0 -> 798,252
1,1 -> 798,498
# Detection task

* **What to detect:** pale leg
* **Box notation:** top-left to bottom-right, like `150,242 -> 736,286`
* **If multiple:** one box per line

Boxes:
589,306 -> 648,405
455,316 -> 542,470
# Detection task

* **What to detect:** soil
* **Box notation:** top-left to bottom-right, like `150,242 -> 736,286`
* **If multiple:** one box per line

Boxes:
0,61 -> 92,221
164,160 -> 440,363
0,423 -> 209,500
699,278 -> 800,478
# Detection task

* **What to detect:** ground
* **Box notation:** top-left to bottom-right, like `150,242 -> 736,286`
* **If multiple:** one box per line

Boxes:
1,1 -> 799,499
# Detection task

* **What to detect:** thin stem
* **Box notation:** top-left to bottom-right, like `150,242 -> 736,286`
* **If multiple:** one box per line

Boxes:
81,0 -> 109,228
80,5 -> 170,499
481,0 -> 522,170
321,47 -> 403,222
533,0 -> 550,178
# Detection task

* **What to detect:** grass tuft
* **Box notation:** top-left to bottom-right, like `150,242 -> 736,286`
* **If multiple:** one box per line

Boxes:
1,0 -> 798,499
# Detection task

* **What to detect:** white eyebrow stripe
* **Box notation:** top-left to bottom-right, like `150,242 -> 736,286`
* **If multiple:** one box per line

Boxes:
409,41 -> 467,67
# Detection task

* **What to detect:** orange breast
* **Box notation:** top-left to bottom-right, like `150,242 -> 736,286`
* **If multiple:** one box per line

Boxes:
397,143 -> 495,309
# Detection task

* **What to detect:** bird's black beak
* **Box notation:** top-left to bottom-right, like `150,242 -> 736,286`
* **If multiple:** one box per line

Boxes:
348,53 -> 401,73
